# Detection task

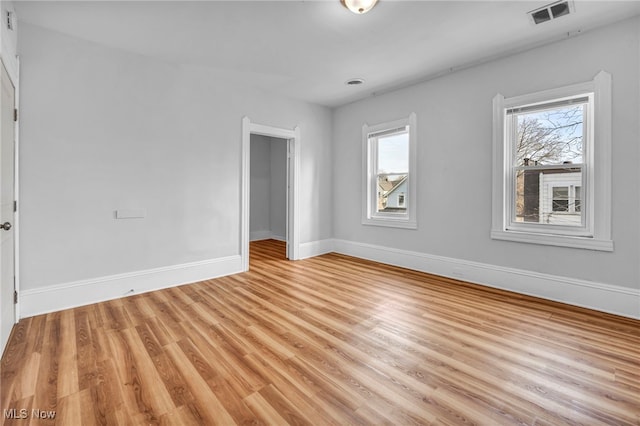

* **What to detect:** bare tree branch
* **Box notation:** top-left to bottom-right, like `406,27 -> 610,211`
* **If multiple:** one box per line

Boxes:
515,105 -> 583,165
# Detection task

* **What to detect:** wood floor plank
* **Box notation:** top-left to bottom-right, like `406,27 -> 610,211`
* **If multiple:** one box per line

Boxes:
243,389 -> 290,426
118,328 -> 175,418
103,329 -> 161,423
158,404 -> 205,426
163,342 -> 237,425
180,321 -> 263,398
87,358 -> 126,425
55,391 -> 82,426
54,310 -> 78,399
254,383 -> 311,425
1,239 -> 639,425
176,338 -> 259,425
77,387 -> 98,426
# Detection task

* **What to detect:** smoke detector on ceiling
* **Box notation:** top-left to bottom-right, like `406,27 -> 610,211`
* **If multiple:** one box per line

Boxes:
529,1 -> 575,25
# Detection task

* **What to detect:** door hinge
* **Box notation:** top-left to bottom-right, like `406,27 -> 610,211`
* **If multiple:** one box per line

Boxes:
13,200 -> 17,212
14,290 -> 17,304
6,11 -> 14,31
13,108 -> 17,122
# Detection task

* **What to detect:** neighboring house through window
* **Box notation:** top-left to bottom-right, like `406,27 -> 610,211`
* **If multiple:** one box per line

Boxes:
362,113 -> 417,229
491,71 -> 612,251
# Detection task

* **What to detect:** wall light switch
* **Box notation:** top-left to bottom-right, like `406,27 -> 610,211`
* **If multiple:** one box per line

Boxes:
116,209 -> 146,219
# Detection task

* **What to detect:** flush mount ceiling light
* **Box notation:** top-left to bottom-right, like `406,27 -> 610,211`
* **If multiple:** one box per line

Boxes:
340,0 -> 378,14
345,78 -> 365,86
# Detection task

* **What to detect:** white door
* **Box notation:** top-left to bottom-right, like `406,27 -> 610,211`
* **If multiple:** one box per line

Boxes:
0,62 -> 16,353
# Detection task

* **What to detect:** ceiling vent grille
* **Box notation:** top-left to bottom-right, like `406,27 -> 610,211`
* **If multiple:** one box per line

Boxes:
529,1 -> 574,25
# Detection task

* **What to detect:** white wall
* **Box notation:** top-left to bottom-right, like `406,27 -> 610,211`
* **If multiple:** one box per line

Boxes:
332,18 -> 639,300
249,134 -> 286,241
250,134 -> 271,239
17,23 -> 332,314
270,138 -> 287,240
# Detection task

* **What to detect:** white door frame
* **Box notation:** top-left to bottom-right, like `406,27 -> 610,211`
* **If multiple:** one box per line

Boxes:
0,56 -> 18,357
12,58 -> 19,323
241,117 -> 300,271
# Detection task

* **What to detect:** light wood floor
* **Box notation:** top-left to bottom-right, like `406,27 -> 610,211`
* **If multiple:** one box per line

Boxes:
1,239 -> 639,425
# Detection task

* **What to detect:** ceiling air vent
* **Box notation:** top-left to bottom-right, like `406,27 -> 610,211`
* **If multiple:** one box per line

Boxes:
529,1 -> 574,25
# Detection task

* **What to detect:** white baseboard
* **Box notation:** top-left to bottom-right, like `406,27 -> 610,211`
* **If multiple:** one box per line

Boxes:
20,239 -> 639,321
332,239 -> 640,320
299,239 -> 335,259
250,231 -> 286,242
20,255 -> 243,318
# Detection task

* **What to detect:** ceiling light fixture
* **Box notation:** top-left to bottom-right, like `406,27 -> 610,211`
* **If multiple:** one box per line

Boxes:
345,78 -> 365,86
340,0 -> 378,14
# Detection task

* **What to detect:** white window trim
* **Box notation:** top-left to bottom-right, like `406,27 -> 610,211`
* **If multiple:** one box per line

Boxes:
362,112 -> 417,229
491,71 -> 613,251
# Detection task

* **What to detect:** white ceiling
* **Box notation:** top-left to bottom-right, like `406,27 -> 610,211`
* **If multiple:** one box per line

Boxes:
14,0 -> 640,108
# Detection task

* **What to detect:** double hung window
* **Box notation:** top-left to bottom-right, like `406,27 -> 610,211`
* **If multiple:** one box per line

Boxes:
362,113 -> 417,229
508,94 -> 589,230
491,72 -> 612,251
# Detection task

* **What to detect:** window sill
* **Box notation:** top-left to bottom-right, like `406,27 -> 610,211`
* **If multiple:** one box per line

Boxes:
491,229 -> 613,251
362,217 -> 417,229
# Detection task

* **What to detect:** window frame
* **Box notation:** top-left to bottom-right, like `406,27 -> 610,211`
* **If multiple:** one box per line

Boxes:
362,113 -> 417,229
491,72 -> 613,251
505,93 -> 591,236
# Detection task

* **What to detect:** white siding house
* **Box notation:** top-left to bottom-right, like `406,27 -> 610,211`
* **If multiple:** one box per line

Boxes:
539,172 -> 582,226
385,179 -> 407,210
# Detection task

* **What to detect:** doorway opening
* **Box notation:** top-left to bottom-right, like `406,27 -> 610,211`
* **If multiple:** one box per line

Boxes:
241,117 -> 299,271
249,134 -> 288,259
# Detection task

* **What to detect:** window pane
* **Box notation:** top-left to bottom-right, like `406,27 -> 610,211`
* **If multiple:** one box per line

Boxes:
514,104 -> 584,166
514,167 -> 582,226
375,131 -> 409,214
552,186 -> 569,213
377,132 -> 409,174
376,173 -> 407,213
575,186 -> 581,212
